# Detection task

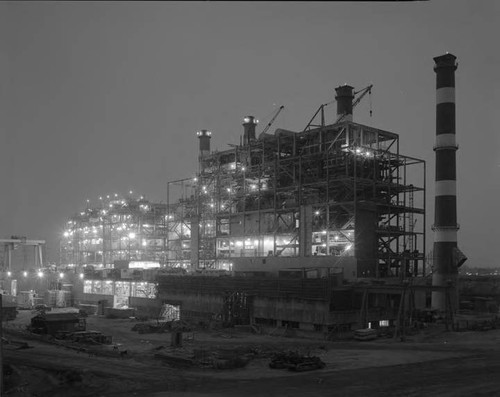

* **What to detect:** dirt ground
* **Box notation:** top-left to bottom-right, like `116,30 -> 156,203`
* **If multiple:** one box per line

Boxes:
4,310 -> 500,396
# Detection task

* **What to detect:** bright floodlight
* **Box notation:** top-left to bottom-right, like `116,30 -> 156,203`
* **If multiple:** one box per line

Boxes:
23,271 -> 28,277
243,116 -> 258,124
129,232 -> 136,239
37,271 -> 43,277
7,271 -> 11,277
59,272 -> 64,279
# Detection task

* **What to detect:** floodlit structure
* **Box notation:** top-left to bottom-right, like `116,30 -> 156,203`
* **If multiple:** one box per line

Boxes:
59,194 -> 168,269
59,76 -> 436,333
157,83 -> 431,333
166,85 -> 426,279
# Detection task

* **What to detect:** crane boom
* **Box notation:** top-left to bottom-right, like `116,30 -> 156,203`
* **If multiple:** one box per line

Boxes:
261,105 -> 284,135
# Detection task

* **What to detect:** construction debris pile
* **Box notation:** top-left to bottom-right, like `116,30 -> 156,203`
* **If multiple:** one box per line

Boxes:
131,319 -> 192,334
154,346 -> 254,370
269,351 -> 326,372
55,330 -> 113,345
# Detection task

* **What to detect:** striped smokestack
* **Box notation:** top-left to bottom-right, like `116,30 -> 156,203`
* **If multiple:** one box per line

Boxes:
335,85 -> 354,122
431,53 -> 459,311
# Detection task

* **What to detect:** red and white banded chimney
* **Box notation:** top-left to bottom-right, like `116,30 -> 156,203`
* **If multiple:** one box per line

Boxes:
431,53 -> 460,311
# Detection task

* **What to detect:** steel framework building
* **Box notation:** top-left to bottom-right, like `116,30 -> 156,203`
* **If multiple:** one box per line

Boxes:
60,195 -> 168,268
166,86 -> 426,278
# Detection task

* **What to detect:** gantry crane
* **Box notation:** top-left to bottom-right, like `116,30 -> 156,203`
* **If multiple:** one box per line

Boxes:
1,237 -> 45,271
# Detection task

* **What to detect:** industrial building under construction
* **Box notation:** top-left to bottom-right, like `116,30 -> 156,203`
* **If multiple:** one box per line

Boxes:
166,84 -> 425,278
50,55 -> 470,334
155,83 -> 427,332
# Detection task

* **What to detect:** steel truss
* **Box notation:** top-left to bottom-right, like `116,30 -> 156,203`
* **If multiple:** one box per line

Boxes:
166,121 -> 425,278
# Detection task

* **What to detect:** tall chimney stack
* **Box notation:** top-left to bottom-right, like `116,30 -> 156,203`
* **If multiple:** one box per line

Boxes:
197,129 -> 211,157
242,116 -> 258,145
335,85 -> 354,122
197,129 -> 211,172
431,53 -> 460,311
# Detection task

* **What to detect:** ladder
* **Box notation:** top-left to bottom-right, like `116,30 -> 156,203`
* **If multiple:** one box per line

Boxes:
406,189 -> 415,252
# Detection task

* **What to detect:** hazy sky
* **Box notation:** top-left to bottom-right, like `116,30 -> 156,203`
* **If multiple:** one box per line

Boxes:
1,1 -> 499,265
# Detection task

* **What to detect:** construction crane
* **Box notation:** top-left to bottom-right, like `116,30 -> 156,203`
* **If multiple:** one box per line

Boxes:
260,105 -> 284,136
335,84 -> 373,124
303,84 -> 373,133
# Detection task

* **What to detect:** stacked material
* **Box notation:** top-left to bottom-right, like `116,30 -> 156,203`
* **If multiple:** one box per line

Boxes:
354,328 -> 378,341
45,290 -> 72,308
269,351 -> 326,371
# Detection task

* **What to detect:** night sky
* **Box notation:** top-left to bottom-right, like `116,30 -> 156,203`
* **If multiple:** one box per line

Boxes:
1,2 -> 498,266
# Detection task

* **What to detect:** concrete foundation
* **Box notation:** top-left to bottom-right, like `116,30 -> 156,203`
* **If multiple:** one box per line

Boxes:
253,297 -> 329,326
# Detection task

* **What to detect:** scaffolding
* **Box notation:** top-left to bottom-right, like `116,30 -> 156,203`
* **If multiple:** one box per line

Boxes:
166,119 -> 425,278
60,196 -> 168,269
